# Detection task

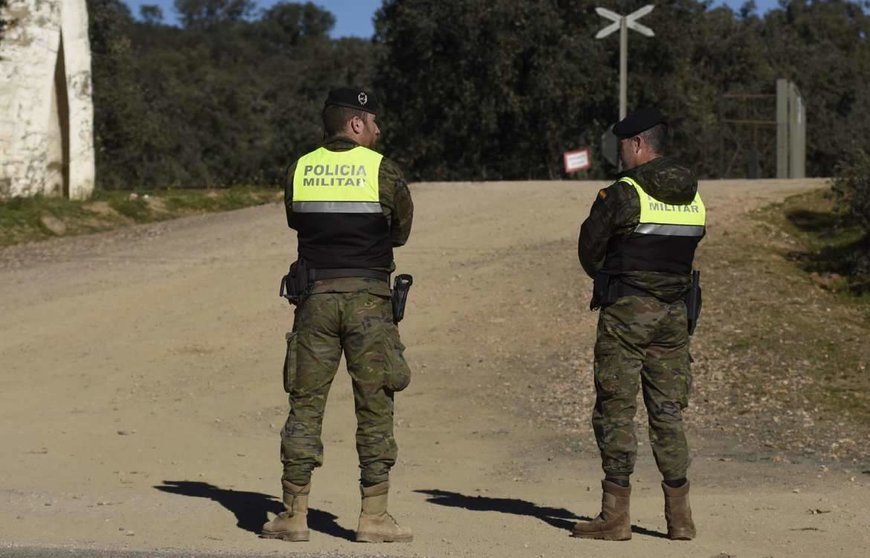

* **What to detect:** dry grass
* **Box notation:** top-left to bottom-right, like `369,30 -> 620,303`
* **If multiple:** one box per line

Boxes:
689,187 -> 869,462
0,188 -> 281,247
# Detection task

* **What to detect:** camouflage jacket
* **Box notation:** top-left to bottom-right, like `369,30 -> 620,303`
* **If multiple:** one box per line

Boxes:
285,136 -> 414,296
578,156 -> 699,302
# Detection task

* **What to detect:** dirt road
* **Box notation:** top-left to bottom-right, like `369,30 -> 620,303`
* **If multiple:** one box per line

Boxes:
1,179 -> 868,558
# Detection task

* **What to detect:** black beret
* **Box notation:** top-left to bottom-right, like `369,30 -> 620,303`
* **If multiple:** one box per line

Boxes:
613,107 -> 666,139
324,87 -> 378,114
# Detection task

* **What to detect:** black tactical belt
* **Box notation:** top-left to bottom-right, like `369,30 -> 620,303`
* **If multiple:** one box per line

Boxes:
310,268 -> 390,283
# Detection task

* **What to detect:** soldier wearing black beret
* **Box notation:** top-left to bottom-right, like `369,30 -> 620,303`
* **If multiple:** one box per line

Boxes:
263,88 -> 414,543
323,87 -> 379,114
612,106 -> 667,139
572,108 -> 706,542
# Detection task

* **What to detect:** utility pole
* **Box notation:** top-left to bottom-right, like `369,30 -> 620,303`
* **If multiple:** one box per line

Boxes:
595,5 -> 655,120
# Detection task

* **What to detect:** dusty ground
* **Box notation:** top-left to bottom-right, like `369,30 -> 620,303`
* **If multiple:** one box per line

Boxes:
1,179 -> 868,558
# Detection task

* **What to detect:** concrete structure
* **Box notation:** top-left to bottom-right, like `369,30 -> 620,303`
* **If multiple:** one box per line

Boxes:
776,78 -> 806,179
0,0 -> 95,200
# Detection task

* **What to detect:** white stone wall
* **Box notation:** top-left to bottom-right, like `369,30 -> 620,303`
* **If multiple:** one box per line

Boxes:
0,0 -> 95,200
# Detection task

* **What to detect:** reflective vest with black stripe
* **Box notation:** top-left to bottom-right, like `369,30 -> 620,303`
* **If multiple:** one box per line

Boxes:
292,146 -> 392,269
604,176 -> 706,275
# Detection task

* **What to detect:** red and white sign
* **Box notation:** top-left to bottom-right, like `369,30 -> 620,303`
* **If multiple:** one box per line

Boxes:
563,148 -> 591,174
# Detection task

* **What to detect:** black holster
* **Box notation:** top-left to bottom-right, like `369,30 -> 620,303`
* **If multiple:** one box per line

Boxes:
591,272 -> 656,310
590,271 -> 617,310
279,259 -> 311,306
391,274 -> 413,324
686,270 -> 702,335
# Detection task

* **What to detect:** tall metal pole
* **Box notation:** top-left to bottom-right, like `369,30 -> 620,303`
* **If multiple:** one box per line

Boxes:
619,18 -> 627,120
596,5 -> 654,121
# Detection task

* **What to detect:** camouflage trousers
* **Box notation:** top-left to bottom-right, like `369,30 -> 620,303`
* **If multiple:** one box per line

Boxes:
592,295 -> 692,482
280,291 -> 411,486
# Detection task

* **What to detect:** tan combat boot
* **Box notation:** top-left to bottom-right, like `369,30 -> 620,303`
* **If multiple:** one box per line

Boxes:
662,480 -> 696,540
571,480 -> 632,541
355,481 -> 413,543
261,481 -> 310,542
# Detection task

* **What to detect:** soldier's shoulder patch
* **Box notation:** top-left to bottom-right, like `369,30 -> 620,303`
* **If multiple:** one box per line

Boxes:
598,189 -> 607,200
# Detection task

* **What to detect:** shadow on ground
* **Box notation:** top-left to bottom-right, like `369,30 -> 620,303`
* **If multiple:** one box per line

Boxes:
416,488 -> 666,538
783,209 -> 869,293
154,480 -> 355,540
786,209 -> 840,232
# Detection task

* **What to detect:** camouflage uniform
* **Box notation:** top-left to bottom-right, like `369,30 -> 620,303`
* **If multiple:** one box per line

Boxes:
282,137 -> 413,487
578,157 -> 700,482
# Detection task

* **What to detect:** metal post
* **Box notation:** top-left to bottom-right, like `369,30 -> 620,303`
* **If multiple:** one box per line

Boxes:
619,18 -> 627,120
776,78 -> 788,179
789,83 -> 806,178
596,6 -> 654,122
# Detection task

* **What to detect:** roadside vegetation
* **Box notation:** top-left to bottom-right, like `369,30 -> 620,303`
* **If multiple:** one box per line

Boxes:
703,178 -> 870,461
86,0 -> 870,185
0,188 -> 279,246
0,0 -> 8,41
830,148 -> 870,294
761,149 -> 870,299
764,191 -> 870,299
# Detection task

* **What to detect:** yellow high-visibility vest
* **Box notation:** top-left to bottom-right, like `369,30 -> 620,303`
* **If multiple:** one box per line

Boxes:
619,176 -> 706,237
293,146 -> 383,213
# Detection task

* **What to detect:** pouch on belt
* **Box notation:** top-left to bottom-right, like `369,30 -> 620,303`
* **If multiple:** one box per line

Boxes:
279,259 -> 311,306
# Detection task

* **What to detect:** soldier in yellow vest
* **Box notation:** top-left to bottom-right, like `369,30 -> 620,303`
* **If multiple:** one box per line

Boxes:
573,108 -> 705,541
263,88 -> 414,543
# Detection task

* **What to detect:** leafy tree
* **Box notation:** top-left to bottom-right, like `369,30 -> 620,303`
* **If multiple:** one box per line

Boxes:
174,0 -> 255,28
833,149 -> 870,238
739,0 -> 758,19
87,0 -> 155,189
373,0 -> 772,179
374,0 -> 613,180
0,0 -> 8,45
830,148 -> 870,290
759,0 -> 870,176
139,4 -> 164,25
610,0 -> 777,177
374,0 -> 870,179
88,1 -> 374,189
260,0 -> 335,44
85,0 -> 870,186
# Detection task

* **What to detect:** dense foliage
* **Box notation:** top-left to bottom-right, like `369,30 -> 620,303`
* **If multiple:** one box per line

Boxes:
831,148 -> 870,286
0,0 -> 8,43
374,1 -> 613,180
86,0 -> 870,187
374,0 -> 870,180
87,0 -> 374,188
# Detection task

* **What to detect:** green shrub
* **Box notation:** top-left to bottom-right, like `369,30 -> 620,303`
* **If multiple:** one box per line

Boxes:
831,149 -> 870,289
0,0 -> 8,42
832,149 -> 870,233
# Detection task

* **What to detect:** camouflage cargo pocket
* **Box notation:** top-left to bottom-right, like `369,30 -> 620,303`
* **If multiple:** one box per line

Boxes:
283,331 -> 298,393
384,335 -> 411,392
678,368 -> 692,409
